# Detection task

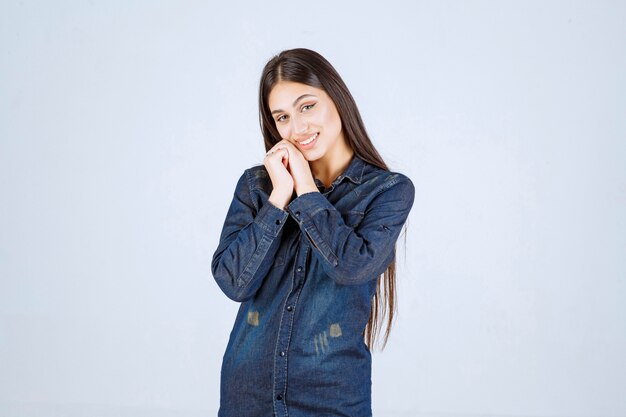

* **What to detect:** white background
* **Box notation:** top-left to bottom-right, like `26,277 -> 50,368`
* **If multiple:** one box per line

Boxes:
1,1 -> 625,416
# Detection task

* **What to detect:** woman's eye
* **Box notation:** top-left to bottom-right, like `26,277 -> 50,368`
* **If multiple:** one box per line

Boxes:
276,115 -> 287,122
302,103 -> 315,112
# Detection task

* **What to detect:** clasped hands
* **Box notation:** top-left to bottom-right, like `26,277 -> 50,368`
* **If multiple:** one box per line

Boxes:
264,139 -> 319,210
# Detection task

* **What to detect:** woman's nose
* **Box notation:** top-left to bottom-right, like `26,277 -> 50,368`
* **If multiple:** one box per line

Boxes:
292,115 -> 308,135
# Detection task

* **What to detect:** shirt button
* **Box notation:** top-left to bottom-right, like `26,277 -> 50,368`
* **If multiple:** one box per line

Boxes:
276,394 -> 283,401
286,305 -> 293,311
297,266 -> 302,272
295,211 -> 300,218
280,351 -> 286,357
275,219 -> 281,224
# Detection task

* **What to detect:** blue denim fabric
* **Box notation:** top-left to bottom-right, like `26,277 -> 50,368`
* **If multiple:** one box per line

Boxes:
211,154 -> 415,417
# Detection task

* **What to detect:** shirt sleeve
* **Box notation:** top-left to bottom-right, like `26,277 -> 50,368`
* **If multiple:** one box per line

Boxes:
286,175 -> 415,285
211,169 -> 289,302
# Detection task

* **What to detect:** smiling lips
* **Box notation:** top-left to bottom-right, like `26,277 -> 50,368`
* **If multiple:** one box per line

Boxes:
297,132 -> 318,148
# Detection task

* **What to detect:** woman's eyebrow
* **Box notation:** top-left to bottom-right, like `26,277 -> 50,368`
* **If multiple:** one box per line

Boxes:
271,94 -> 317,114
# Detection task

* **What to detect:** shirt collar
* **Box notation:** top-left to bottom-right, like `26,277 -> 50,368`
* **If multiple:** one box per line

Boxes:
341,153 -> 366,184
313,153 -> 366,188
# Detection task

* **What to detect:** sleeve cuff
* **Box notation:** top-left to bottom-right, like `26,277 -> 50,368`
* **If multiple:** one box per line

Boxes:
253,200 -> 290,237
286,191 -> 330,223
287,191 -> 339,266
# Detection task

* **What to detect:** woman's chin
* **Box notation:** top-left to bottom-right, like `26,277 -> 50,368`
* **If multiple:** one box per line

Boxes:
303,151 -> 323,162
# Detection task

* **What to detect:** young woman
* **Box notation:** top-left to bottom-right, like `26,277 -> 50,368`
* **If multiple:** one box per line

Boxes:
211,48 -> 415,417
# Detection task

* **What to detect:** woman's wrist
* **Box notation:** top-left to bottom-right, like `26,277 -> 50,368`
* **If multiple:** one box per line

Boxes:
268,192 -> 289,211
296,184 -> 319,196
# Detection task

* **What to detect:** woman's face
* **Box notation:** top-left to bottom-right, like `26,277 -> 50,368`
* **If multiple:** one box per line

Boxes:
268,81 -> 346,162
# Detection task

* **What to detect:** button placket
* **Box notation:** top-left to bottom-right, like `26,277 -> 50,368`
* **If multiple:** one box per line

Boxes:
273,243 -> 308,415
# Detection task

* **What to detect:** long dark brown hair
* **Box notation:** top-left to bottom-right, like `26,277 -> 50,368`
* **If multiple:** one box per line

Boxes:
258,47 -> 407,351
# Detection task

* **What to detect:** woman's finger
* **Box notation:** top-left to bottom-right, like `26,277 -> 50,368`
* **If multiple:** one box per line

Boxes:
265,146 -> 289,167
279,147 -> 289,168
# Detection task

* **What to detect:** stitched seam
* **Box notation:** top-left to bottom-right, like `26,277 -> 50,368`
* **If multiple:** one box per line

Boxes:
246,169 -> 274,234
365,176 -> 404,214
244,169 -> 260,214
236,234 -> 271,288
283,251 -> 305,416
273,260 -> 298,417
306,226 -> 338,267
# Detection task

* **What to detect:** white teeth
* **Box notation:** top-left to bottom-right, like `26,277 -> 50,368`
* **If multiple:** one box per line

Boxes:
301,132 -> 318,145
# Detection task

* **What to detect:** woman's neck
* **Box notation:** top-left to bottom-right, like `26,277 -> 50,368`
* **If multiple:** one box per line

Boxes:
310,142 -> 354,189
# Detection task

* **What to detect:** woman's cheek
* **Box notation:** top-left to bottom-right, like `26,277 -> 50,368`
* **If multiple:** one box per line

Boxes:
279,127 -> 290,140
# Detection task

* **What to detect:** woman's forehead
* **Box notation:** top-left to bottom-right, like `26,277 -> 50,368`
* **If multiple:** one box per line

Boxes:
268,82 -> 326,107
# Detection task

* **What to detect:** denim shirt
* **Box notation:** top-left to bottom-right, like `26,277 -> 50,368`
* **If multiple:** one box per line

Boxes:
211,153 -> 415,417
